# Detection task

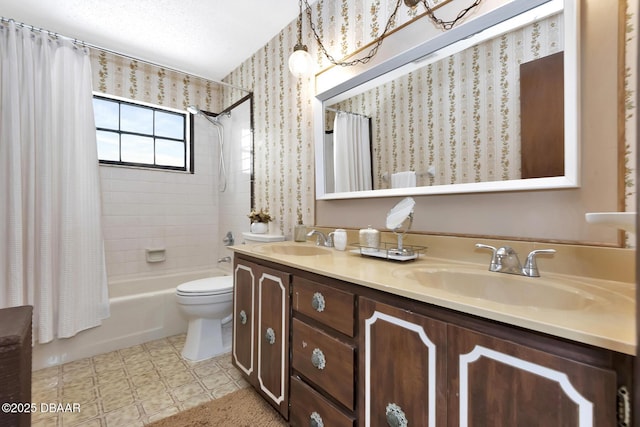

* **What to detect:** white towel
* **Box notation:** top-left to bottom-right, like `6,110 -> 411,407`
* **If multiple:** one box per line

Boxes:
391,171 -> 417,188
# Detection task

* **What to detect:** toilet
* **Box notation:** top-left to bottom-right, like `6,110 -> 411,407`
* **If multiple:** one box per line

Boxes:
241,231 -> 285,244
176,276 -> 234,361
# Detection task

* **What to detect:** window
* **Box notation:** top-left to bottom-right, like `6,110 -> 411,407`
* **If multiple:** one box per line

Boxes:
93,95 -> 192,171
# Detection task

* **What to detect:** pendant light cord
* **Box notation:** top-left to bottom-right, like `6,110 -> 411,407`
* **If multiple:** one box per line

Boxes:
302,0 -> 403,67
301,0 -> 482,68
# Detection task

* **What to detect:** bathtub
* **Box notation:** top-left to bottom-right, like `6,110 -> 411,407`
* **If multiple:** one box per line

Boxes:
32,269 -> 229,371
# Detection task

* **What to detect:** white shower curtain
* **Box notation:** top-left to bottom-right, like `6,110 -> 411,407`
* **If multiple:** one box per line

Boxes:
333,111 -> 372,192
0,21 -> 109,343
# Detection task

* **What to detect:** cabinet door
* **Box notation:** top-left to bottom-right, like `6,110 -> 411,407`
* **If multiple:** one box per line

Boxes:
256,264 -> 291,418
448,325 -> 617,427
232,261 -> 256,386
359,297 -> 447,427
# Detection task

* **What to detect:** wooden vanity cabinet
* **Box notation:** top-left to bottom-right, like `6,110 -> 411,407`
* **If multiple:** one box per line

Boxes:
359,293 -> 625,427
232,257 -> 291,418
231,254 -> 631,426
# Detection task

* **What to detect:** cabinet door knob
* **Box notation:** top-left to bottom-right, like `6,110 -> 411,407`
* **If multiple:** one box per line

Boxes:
310,411 -> 324,427
311,292 -> 326,312
239,310 -> 247,325
386,403 -> 408,427
265,327 -> 276,345
311,348 -> 326,370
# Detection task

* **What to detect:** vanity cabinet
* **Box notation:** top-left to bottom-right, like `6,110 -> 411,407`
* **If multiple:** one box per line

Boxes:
231,253 -> 631,426
359,295 -> 623,427
232,257 -> 291,418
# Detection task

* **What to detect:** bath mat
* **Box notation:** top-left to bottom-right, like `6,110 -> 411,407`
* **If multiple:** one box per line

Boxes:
146,387 -> 287,427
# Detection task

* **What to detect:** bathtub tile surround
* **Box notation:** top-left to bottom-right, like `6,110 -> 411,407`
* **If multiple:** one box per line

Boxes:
90,50 -> 251,282
31,334 -> 247,426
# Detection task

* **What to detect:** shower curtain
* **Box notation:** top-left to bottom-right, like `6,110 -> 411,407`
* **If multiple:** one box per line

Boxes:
0,21 -> 109,343
333,111 -> 372,192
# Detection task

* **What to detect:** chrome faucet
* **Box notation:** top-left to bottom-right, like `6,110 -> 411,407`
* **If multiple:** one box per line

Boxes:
475,244 -> 556,277
306,230 -> 334,247
217,256 -> 231,264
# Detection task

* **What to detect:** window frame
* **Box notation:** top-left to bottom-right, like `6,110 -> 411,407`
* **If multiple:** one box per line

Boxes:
93,93 -> 193,173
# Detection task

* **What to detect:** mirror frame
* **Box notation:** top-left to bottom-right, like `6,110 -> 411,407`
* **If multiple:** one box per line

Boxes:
313,0 -> 579,200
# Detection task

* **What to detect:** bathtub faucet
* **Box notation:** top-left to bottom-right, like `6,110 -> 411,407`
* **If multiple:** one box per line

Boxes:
217,256 -> 231,264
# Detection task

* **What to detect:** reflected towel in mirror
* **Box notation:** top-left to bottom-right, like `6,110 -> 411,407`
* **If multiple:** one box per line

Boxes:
391,171 -> 417,188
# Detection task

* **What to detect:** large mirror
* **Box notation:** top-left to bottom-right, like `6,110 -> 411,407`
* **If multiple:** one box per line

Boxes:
314,0 -> 578,200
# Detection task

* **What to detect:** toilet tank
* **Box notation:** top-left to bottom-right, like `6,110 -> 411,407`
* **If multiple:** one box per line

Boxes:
241,232 -> 286,245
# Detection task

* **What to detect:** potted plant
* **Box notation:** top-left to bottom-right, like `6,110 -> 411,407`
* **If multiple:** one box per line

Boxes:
248,208 -> 272,234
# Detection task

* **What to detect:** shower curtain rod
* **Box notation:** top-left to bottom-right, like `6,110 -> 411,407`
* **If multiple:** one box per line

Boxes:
325,107 -> 371,119
0,17 -> 252,94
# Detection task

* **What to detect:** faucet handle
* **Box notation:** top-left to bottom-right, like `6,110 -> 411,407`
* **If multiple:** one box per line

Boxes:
475,243 -> 498,271
325,232 -> 335,248
523,249 -> 556,277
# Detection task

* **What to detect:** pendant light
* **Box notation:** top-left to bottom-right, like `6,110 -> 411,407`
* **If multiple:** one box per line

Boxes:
290,0 -> 482,74
288,0 -> 313,77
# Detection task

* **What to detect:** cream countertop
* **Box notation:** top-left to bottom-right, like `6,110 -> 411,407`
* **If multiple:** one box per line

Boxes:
230,240 -> 635,356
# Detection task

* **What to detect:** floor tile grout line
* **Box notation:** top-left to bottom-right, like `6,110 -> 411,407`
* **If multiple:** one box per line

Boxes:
31,334 -> 245,427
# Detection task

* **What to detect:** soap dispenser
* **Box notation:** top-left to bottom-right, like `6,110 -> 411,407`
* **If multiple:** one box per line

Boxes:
294,213 -> 307,242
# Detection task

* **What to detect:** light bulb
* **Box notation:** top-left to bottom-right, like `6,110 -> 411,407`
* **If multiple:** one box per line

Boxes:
288,46 -> 313,78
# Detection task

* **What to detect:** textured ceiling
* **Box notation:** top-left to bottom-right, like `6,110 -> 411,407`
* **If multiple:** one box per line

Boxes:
1,0 -> 300,81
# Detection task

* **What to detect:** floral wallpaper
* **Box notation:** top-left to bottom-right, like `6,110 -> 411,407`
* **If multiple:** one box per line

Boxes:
86,0 -> 636,243
625,0 -> 638,233
223,0 -> 637,242
223,0 -> 438,235
329,14 -> 563,188
89,49 -> 225,113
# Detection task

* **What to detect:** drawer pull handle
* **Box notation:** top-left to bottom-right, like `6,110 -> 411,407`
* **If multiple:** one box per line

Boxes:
310,411 -> 324,427
311,348 -> 326,370
265,327 -> 276,345
386,403 -> 408,427
311,292 -> 325,312
239,310 -> 247,325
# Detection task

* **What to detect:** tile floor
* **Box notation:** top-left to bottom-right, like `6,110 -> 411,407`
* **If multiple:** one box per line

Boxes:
31,334 -> 248,426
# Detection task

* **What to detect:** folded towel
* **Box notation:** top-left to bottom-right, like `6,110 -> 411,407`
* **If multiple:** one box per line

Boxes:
391,171 -> 417,188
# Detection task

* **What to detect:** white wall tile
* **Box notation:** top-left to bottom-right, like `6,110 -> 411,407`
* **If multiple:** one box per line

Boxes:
98,98 -> 252,281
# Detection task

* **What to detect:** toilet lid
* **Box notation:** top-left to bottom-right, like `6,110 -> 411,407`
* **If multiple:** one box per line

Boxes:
177,276 -> 233,295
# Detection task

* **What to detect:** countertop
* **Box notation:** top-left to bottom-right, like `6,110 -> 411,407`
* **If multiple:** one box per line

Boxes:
229,241 -> 636,355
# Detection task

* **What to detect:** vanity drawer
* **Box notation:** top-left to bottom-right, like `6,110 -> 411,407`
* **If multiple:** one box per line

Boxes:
289,376 -> 355,427
292,318 -> 355,410
292,277 -> 355,337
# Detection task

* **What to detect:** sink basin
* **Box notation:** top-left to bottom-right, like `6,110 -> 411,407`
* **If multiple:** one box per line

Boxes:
394,266 -> 599,310
253,244 -> 332,256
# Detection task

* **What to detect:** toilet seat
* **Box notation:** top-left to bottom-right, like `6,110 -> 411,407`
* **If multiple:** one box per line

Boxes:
176,276 -> 233,297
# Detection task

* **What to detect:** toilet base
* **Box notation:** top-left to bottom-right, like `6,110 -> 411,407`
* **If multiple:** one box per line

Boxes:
181,318 -> 232,362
